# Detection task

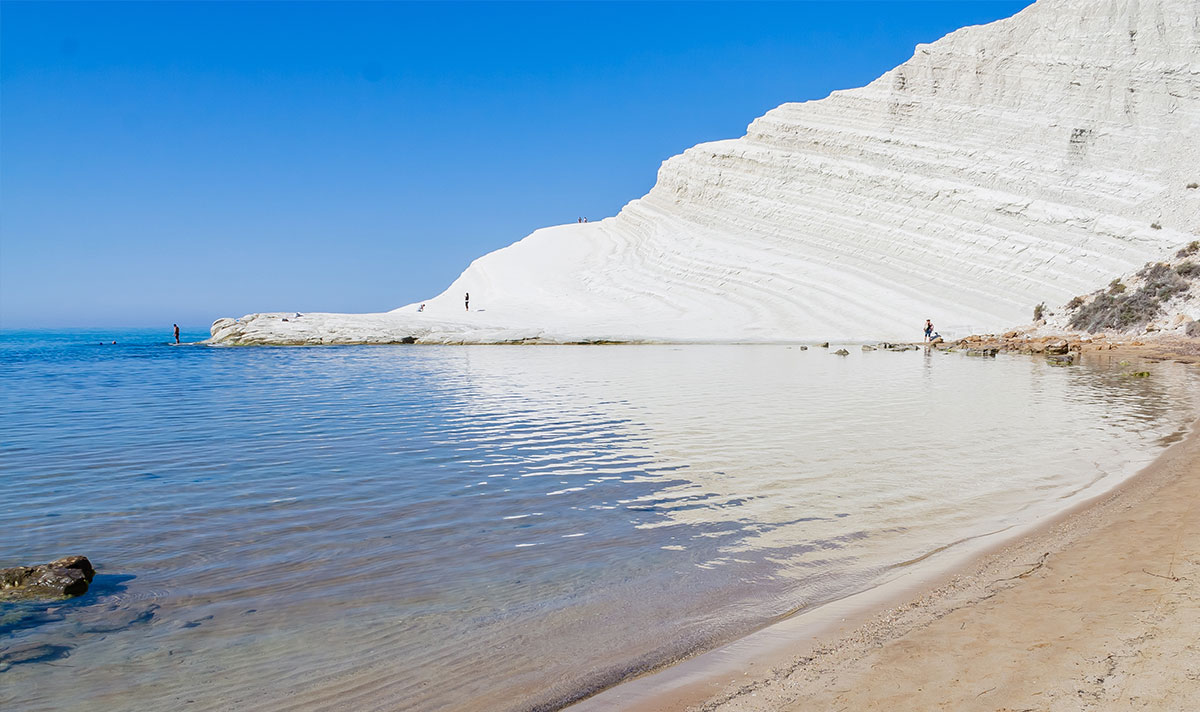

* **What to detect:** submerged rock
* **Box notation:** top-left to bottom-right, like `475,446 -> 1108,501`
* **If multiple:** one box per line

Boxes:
0,642 -> 71,672
1,556 -> 95,600
862,344 -> 876,351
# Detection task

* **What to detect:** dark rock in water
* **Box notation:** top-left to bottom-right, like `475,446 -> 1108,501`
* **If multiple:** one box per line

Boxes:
1,556 -> 95,600
861,344 -> 876,351
796,345 -> 808,350
965,347 -> 999,357
833,348 -> 850,356
818,342 -> 830,348
48,555 -> 95,582
1047,353 -> 1076,366
399,336 -> 417,344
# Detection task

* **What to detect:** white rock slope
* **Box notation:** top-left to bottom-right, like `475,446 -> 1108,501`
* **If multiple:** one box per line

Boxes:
211,0 -> 1200,345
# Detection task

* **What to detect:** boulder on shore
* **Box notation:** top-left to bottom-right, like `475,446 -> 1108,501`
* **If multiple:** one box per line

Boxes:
1,556 -> 95,600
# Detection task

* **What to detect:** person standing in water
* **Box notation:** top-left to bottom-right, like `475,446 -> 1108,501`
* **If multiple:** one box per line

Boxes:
924,319 -> 934,342
173,324 -> 180,344
465,293 -> 470,311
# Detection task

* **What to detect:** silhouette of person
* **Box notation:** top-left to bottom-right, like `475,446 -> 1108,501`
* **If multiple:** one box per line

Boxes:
173,324 -> 180,344
465,292 -> 470,311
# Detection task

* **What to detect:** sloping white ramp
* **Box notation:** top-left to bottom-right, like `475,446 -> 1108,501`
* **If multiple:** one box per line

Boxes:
213,0 -> 1200,345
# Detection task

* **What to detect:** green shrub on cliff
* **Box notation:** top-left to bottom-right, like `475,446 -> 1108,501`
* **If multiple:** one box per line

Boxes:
1175,261 -> 1200,278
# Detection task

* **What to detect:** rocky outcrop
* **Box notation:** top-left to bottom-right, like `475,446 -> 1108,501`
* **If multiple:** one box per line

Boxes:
211,0 -> 1200,346
1,556 -> 95,600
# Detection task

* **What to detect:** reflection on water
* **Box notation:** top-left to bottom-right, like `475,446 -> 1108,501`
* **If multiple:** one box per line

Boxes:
1,333 -> 1197,711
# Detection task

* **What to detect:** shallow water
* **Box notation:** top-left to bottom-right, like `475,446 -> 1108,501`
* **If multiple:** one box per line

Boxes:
2,331 -> 1197,711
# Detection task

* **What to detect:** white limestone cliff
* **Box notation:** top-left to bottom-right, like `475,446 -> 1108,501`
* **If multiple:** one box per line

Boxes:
211,0 -> 1200,346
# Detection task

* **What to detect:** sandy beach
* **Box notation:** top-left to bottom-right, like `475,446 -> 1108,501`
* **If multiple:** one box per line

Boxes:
576,361 -> 1200,711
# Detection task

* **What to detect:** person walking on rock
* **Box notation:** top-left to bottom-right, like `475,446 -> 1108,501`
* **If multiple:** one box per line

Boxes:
924,319 -> 934,342
465,293 -> 470,312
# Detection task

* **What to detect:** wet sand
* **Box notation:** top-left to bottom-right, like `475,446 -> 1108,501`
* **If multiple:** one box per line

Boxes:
576,386 -> 1200,711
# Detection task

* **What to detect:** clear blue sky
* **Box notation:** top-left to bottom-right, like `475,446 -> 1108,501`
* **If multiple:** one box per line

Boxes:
1,1 -> 1032,329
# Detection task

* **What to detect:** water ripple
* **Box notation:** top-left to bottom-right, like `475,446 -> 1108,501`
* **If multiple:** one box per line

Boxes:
1,332 -> 1197,711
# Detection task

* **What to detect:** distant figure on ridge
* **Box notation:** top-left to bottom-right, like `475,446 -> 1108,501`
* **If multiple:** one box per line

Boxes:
465,292 -> 470,311
924,319 -> 934,342
173,324 -> 180,344
418,303 -> 425,312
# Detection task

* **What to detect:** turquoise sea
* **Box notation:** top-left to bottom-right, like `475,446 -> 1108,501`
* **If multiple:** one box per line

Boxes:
2,329 -> 1197,711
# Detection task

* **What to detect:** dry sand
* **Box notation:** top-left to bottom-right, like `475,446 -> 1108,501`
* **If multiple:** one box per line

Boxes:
577,384 -> 1200,711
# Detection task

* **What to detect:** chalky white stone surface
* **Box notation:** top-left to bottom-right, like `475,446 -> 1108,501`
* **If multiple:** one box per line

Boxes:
211,0 -> 1200,345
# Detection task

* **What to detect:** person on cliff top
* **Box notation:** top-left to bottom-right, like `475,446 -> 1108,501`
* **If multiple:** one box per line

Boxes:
173,324 -> 180,344
924,320 -> 934,342
465,293 -> 470,311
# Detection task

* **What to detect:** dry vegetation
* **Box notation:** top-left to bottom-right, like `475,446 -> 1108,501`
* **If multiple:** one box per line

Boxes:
1068,261 -> 1196,333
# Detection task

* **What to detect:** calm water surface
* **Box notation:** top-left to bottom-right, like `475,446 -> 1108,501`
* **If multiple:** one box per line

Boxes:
2,330 -> 1197,711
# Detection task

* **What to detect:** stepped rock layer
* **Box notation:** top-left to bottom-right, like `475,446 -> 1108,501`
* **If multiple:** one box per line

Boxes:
211,0 -> 1200,346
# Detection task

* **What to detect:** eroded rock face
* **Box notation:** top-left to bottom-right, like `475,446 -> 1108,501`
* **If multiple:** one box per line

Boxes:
212,0 -> 1200,346
1,556 -> 95,600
